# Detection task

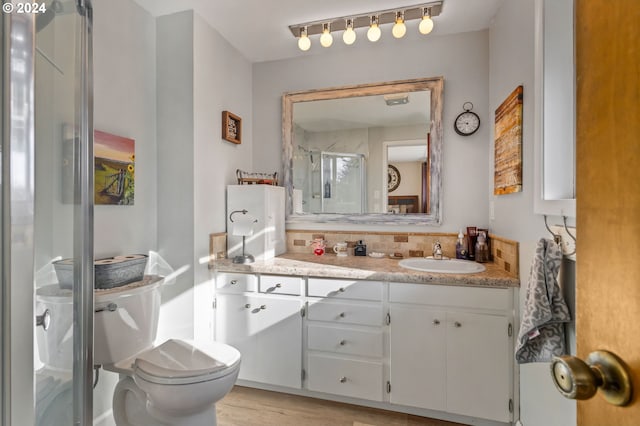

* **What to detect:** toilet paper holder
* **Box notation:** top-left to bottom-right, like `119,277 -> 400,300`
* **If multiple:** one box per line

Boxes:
229,210 -> 258,264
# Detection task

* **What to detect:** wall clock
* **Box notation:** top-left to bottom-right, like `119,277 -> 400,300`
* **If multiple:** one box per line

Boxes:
388,164 -> 401,192
454,102 -> 480,136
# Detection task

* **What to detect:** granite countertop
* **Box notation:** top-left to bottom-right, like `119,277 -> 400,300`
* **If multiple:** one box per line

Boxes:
211,253 -> 519,289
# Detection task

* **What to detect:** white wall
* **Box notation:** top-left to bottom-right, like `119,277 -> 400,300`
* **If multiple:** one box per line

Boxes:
253,30 -> 492,232
488,1 -> 576,425
92,0 -> 157,423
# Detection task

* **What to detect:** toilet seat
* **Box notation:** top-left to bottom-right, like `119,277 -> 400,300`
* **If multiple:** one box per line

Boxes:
131,339 -> 241,386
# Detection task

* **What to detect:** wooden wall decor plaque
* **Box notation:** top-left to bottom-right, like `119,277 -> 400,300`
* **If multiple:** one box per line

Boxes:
222,110 -> 242,144
494,85 -> 523,195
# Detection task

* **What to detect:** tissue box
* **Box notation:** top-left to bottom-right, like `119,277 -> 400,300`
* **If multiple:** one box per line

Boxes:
53,254 -> 148,290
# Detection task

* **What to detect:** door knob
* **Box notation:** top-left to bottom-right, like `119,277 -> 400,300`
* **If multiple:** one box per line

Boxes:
550,350 -> 632,406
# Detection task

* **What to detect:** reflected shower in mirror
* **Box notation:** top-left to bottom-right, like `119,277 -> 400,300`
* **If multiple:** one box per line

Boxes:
283,77 -> 443,225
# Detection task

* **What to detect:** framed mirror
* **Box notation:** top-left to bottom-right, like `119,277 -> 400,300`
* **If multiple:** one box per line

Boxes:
282,77 -> 443,225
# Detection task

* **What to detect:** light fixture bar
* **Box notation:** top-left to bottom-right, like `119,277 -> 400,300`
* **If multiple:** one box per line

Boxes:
288,1 -> 443,38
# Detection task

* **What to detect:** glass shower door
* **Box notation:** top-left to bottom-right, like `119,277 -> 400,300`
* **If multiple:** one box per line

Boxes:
2,1 -> 94,424
320,152 -> 366,214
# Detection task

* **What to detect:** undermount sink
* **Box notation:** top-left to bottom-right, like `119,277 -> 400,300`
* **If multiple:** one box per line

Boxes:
398,257 -> 486,274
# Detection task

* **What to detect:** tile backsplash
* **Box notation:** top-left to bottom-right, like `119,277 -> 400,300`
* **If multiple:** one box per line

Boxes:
286,230 -> 519,277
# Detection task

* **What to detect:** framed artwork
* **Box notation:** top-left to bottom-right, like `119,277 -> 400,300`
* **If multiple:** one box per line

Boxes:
494,86 -> 523,195
388,164 -> 401,192
222,110 -> 242,144
94,130 -> 135,205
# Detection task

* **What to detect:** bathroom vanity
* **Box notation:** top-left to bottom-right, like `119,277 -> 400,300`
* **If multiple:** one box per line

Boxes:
211,254 -> 518,426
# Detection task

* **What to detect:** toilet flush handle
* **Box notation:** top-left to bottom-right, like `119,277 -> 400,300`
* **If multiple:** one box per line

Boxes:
35,309 -> 51,331
95,303 -> 118,313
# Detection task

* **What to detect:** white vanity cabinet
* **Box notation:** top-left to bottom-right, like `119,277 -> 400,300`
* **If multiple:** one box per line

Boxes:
214,273 -> 303,388
305,278 -> 385,401
388,283 -> 513,423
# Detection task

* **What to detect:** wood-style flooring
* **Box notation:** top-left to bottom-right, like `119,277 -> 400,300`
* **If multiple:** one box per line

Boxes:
217,386 -> 466,426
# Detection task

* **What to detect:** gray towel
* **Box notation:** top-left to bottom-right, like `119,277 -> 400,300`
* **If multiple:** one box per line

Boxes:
515,238 -> 571,363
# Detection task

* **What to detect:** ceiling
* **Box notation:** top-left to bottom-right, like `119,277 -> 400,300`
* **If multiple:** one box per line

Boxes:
131,0 -> 505,63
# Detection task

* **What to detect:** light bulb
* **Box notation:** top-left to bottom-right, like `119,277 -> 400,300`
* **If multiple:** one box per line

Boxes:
419,8 -> 434,35
392,12 -> 406,39
367,16 -> 381,42
343,19 -> 356,45
298,27 -> 311,51
320,23 -> 333,47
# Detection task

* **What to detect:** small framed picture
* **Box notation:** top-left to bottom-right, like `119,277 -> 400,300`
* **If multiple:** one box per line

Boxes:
222,110 -> 242,144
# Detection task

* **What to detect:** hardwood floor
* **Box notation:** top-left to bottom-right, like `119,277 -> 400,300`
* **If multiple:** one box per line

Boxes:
217,386 -> 466,426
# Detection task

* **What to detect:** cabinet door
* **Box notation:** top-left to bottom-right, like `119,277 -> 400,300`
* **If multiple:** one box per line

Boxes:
389,305 -> 446,411
215,294 -> 302,388
446,312 -> 511,422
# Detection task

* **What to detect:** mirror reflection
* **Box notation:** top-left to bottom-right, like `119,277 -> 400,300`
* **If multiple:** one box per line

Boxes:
283,77 -> 443,225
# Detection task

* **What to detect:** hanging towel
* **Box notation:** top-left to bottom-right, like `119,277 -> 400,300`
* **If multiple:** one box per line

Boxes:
515,238 -> 571,363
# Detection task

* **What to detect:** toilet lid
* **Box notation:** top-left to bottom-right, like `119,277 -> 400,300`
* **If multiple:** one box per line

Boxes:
133,339 -> 241,385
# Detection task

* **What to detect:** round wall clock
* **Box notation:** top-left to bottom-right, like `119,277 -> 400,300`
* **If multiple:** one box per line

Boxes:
388,165 -> 401,192
454,102 -> 480,136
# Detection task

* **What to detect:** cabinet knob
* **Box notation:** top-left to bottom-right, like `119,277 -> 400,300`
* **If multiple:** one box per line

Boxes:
338,287 -> 345,292
275,283 -> 282,288
244,304 -> 251,309
260,305 -> 267,310
433,319 -> 441,325
339,340 -> 346,346
339,376 -> 347,383
550,350 -> 632,406
230,280 -> 237,285
454,321 -> 462,328
339,312 -> 345,318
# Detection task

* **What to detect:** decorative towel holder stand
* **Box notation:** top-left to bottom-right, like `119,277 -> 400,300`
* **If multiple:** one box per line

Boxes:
229,209 -> 258,264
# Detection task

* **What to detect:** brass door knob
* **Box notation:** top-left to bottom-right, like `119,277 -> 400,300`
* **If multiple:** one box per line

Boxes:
550,350 -> 632,406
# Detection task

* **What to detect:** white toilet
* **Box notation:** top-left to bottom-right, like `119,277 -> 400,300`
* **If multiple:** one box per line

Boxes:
94,277 -> 241,426
35,286 -> 75,426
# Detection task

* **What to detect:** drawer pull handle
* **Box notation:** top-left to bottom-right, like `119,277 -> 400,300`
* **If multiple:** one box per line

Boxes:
454,321 -> 462,328
339,340 -> 346,346
433,319 -> 441,325
275,283 -> 282,288
260,305 -> 267,310
339,312 -> 345,318
338,287 -> 345,292
244,304 -> 251,309
339,376 -> 347,383
230,280 -> 238,285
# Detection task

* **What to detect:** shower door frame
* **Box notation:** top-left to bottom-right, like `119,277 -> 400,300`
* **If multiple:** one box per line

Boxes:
319,151 -> 366,214
1,1 -> 95,423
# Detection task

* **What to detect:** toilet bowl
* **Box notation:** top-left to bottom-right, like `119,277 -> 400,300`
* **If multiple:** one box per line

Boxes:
35,369 -> 73,426
95,277 -> 241,426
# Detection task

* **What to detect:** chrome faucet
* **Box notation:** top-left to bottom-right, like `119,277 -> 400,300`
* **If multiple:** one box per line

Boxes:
432,241 -> 443,260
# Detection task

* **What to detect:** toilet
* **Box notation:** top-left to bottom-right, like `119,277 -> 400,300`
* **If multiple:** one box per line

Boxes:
35,286 -> 75,426
94,277 -> 241,426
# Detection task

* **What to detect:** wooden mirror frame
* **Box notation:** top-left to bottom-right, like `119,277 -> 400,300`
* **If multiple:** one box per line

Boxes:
282,76 -> 443,225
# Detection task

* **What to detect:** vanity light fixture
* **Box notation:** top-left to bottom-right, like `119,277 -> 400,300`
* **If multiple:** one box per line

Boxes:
419,7 -> 434,35
343,18 -> 357,45
319,23 -> 333,47
367,15 -> 382,42
297,26 -> 311,51
392,11 -> 407,39
289,1 -> 443,50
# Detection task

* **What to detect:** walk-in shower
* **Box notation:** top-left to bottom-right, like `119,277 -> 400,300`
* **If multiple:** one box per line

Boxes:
1,1 -> 94,424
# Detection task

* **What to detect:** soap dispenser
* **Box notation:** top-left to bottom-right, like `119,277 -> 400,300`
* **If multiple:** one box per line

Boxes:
456,230 -> 467,259
474,231 -> 489,263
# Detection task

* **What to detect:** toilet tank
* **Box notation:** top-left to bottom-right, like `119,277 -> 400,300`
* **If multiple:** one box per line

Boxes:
36,286 -> 74,371
94,277 -> 162,366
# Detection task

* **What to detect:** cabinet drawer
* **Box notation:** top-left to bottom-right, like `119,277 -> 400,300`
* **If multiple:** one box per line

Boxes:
307,300 -> 383,326
308,278 -> 382,301
307,354 -> 383,401
389,282 -> 511,311
259,275 -> 302,296
216,273 -> 257,293
307,324 -> 383,358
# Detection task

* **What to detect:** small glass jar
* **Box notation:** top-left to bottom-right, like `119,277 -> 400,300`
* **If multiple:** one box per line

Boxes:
475,232 -> 489,263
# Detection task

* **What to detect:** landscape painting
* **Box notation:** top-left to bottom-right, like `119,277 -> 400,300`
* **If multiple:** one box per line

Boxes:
94,130 -> 135,205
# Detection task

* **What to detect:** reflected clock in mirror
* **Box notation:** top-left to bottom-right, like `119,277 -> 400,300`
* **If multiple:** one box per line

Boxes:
282,77 -> 443,226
